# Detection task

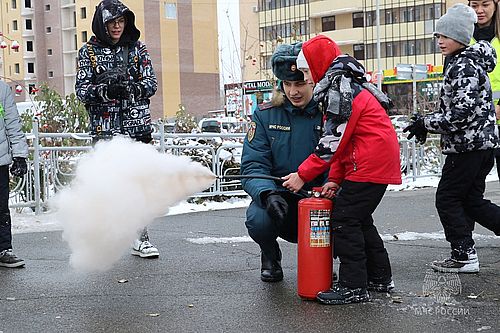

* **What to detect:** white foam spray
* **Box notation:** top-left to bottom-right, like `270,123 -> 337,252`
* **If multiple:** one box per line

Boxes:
53,136 -> 215,272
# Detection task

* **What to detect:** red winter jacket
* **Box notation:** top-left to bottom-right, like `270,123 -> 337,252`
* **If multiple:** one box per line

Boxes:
298,89 -> 402,185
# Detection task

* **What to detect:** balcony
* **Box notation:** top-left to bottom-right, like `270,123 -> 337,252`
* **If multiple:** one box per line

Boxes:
61,0 -> 76,8
320,28 -> 364,45
310,0 -> 363,18
21,7 -> 34,17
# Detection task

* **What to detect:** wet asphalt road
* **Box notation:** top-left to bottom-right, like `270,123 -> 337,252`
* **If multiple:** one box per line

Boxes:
0,183 -> 499,333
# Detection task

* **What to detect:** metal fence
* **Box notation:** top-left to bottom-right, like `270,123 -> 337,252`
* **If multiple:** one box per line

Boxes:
10,119 -> 444,215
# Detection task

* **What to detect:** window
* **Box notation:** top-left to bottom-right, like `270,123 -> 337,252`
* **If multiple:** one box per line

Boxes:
353,44 -> 365,60
425,37 -> 437,54
401,40 -> 416,56
365,11 -> 375,26
81,31 -> 88,42
401,7 -> 415,22
165,3 -> 177,19
14,63 -> 20,74
386,42 -> 398,57
28,84 -> 36,94
425,4 -> 443,20
48,71 -> 54,78
12,20 -> 18,31
352,12 -> 364,28
46,27 -> 52,33
25,19 -> 32,30
47,49 -> 53,55
27,62 -> 34,74
11,0 -> 16,9
80,7 -> 87,19
24,0 -> 31,8
322,16 -> 335,32
45,4 -> 50,11
26,40 -> 33,51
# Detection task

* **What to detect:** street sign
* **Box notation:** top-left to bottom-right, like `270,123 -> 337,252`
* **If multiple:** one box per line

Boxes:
396,64 -> 427,80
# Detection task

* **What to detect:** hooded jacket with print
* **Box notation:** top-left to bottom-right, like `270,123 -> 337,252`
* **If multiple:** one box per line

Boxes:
297,36 -> 401,186
423,41 -> 498,154
75,0 -> 157,141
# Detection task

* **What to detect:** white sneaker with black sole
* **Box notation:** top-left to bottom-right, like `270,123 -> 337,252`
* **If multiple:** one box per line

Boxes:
0,249 -> 25,268
131,239 -> 159,258
431,250 -> 479,273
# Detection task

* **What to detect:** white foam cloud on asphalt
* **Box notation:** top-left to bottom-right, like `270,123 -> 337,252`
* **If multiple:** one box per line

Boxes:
52,137 -> 215,272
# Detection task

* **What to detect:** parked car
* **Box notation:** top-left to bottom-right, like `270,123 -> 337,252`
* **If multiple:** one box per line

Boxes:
198,117 -> 248,133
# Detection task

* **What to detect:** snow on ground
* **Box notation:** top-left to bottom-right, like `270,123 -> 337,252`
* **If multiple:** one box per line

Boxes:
10,171 -> 500,236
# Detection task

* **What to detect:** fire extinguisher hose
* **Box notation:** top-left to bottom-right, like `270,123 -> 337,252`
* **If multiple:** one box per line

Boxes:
219,174 -> 310,197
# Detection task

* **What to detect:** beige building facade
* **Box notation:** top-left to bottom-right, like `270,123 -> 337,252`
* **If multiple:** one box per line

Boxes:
1,0 -> 220,120
244,0 -> 465,81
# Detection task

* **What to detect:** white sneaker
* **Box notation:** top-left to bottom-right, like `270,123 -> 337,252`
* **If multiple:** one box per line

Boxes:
431,250 -> 479,273
131,239 -> 159,258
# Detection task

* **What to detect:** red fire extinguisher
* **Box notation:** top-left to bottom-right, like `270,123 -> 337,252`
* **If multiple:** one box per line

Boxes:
297,187 -> 333,299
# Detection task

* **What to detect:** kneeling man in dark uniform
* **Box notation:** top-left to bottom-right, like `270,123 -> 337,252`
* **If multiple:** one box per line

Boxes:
240,42 -> 325,282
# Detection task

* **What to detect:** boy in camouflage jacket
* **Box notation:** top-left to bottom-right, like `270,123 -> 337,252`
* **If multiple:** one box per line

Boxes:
405,4 -> 500,273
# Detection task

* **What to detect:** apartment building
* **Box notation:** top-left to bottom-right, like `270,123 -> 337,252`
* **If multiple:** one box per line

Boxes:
0,0 -> 220,120
0,0 -> 35,101
241,0 -> 311,82
243,0 -> 466,110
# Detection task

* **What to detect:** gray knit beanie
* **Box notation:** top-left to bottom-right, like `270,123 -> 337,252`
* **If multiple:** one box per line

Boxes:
434,3 -> 477,46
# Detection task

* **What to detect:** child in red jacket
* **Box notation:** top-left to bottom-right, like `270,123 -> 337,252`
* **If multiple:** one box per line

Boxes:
282,35 -> 402,305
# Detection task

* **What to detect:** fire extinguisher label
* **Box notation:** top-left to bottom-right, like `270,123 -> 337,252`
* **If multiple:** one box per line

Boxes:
309,209 -> 331,247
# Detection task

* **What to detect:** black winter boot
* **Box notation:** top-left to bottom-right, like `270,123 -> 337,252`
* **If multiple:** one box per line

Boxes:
316,284 -> 369,305
260,247 -> 283,282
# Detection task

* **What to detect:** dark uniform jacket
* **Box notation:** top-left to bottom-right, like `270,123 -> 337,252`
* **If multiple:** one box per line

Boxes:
240,94 -> 324,204
75,0 -> 157,141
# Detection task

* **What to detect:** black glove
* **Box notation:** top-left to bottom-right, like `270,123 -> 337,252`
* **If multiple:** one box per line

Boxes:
105,82 -> 128,100
403,114 -> 428,144
263,191 -> 288,226
10,157 -> 27,177
127,82 -> 144,100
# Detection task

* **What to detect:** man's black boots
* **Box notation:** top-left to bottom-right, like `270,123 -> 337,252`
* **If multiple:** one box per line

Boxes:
260,247 -> 283,282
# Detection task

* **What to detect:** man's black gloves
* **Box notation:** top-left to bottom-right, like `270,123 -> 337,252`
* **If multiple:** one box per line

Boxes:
105,82 -> 129,100
403,114 -> 428,144
263,191 -> 288,227
10,157 -> 27,177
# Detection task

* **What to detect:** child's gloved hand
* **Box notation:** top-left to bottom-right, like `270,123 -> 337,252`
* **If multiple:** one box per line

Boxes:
403,114 -> 428,144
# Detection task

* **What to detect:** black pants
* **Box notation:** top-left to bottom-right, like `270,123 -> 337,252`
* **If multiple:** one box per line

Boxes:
245,191 -> 302,260
495,148 -> 500,183
436,150 -> 500,252
332,180 -> 391,289
0,166 -> 12,252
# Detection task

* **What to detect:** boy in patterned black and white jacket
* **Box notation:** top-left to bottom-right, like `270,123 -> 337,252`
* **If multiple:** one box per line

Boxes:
405,4 -> 500,273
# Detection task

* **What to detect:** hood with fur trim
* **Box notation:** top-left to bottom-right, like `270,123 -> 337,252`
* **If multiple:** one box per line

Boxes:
91,0 -> 140,47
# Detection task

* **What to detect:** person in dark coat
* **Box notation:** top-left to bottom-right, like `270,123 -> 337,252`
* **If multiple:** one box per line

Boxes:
75,0 -> 159,258
240,42 -> 325,282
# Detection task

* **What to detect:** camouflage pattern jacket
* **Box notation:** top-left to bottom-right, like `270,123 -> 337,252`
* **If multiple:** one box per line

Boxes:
423,41 -> 499,154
